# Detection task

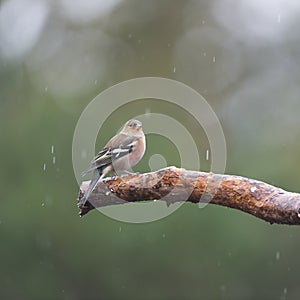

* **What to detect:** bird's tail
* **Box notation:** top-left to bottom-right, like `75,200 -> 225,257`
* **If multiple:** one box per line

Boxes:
81,166 -> 97,177
78,169 -> 103,207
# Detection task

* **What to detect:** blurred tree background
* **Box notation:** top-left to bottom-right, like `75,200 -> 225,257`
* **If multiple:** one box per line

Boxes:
1,0 -> 300,299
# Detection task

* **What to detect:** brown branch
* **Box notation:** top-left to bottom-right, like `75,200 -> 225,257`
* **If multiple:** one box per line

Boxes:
77,167 -> 300,225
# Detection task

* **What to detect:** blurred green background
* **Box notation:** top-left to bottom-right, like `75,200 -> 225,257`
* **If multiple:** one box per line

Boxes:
1,0 -> 300,299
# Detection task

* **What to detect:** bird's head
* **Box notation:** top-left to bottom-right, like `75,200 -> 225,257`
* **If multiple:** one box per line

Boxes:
122,119 -> 143,135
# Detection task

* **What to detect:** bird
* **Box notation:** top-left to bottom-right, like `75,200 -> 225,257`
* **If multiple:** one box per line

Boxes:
78,119 -> 146,207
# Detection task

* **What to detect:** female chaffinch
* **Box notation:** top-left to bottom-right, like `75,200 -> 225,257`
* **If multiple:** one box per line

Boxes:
78,119 -> 146,207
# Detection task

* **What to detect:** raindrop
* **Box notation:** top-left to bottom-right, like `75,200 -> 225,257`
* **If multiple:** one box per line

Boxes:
51,145 -> 54,154
162,233 -> 166,238
173,66 -> 176,73
212,56 -> 216,63
105,191 -> 111,196
45,86 -> 48,92
41,203 -> 45,207
43,163 -> 46,171
119,227 -> 122,232
206,149 -> 209,161
52,156 -> 56,164
94,79 -> 98,85
276,251 -> 280,260
277,14 -> 281,23
250,186 -> 257,192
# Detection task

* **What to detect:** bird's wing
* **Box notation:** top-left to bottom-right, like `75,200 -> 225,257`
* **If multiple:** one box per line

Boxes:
81,134 -> 138,176
81,148 -> 109,176
93,134 -> 137,164
105,133 -> 138,150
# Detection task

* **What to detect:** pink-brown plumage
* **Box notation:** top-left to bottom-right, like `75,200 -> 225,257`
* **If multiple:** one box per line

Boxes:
78,119 -> 146,207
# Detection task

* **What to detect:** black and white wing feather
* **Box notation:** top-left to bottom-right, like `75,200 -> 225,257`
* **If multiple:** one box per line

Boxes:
81,134 -> 137,176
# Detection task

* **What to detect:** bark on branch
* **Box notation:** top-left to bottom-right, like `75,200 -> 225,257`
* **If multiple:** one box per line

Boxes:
78,167 -> 300,225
